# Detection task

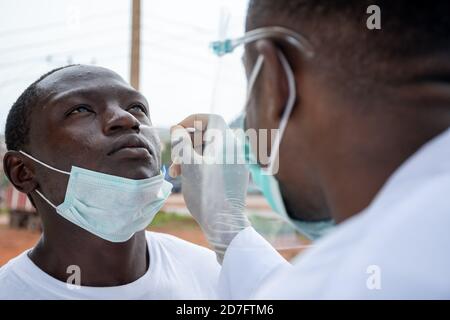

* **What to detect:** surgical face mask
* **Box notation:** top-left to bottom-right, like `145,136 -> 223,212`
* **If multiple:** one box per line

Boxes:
244,139 -> 334,240
214,26 -> 334,240
19,150 -> 172,243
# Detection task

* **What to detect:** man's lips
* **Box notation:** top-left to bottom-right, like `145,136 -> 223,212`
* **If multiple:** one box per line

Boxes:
108,135 -> 154,157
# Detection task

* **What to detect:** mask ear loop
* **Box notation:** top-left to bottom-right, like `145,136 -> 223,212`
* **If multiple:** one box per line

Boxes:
19,150 -> 70,175
241,55 -> 265,126
18,150 -> 70,209
246,55 -> 265,101
265,51 -> 296,175
241,55 -> 264,164
242,51 -> 295,174
34,190 -> 58,209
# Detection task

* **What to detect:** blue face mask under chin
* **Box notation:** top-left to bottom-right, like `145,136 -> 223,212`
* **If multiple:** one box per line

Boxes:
19,150 -> 172,243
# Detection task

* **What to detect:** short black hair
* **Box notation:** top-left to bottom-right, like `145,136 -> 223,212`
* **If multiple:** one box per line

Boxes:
5,65 -> 78,151
247,1 -> 450,99
248,0 -> 450,56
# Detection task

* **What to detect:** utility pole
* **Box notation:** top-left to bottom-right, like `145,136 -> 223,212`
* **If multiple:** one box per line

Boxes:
130,0 -> 141,90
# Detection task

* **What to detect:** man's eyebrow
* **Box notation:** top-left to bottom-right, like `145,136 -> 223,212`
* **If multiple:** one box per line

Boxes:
43,87 -> 96,108
43,87 -> 149,109
122,90 -> 150,112
130,91 -> 148,104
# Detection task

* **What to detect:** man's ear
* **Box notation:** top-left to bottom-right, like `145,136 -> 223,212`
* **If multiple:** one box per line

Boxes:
254,39 -> 293,122
3,151 -> 38,194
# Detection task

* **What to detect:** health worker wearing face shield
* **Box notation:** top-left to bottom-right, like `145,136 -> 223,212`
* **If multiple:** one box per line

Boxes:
170,0 -> 450,299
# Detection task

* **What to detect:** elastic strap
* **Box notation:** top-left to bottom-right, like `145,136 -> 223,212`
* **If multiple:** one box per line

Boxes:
19,150 -> 70,175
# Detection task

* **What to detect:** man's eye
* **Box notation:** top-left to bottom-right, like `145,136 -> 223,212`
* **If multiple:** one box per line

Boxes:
69,105 -> 92,115
128,104 -> 147,114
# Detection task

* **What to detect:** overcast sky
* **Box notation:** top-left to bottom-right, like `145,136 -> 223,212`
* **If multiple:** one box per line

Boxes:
0,0 -> 249,130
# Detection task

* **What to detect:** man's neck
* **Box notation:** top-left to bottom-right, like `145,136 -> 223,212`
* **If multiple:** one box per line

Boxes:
28,228 -> 149,287
321,120 -> 450,223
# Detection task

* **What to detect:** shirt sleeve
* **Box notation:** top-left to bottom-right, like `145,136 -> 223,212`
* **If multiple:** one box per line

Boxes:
218,226 -> 290,299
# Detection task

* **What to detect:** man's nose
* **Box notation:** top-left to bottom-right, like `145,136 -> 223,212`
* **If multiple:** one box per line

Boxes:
103,107 -> 140,135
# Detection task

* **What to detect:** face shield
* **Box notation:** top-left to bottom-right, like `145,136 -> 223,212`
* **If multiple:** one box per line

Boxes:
193,15 -> 326,255
171,13 -> 334,259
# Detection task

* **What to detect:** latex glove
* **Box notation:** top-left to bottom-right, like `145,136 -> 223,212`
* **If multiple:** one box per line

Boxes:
170,114 -> 251,263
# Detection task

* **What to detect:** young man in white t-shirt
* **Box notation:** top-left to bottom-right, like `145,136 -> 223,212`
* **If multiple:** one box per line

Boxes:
0,65 -> 220,299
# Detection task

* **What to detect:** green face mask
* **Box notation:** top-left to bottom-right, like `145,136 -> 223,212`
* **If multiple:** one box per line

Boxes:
240,44 -> 333,241
244,140 -> 334,241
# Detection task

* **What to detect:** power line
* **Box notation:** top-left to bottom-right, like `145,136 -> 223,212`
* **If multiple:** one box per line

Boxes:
141,55 -> 213,80
0,21 -> 211,58
0,24 -> 130,54
0,10 -> 125,38
142,25 -> 211,47
0,53 -> 130,90
0,22 -> 213,67
141,14 -> 213,35
0,41 -> 128,69
0,22 -> 213,70
142,41 -> 209,65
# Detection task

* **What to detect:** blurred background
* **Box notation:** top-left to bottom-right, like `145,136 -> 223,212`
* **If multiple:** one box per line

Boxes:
0,0 -> 309,265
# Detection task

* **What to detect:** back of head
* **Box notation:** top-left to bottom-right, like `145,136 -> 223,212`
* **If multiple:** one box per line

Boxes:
245,1 -> 450,222
247,0 -> 450,104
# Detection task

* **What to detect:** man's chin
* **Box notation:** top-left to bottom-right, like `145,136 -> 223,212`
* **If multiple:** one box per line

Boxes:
124,167 -> 160,180
102,162 -> 159,180
103,153 -> 160,179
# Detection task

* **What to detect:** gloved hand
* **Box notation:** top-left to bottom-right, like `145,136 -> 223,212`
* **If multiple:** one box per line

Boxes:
169,114 -> 251,263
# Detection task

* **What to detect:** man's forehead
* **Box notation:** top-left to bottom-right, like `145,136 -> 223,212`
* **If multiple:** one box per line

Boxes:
36,65 -> 137,105
37,65 -> 128,94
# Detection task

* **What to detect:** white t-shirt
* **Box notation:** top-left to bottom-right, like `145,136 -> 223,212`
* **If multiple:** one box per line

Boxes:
0,231 -> 220,300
